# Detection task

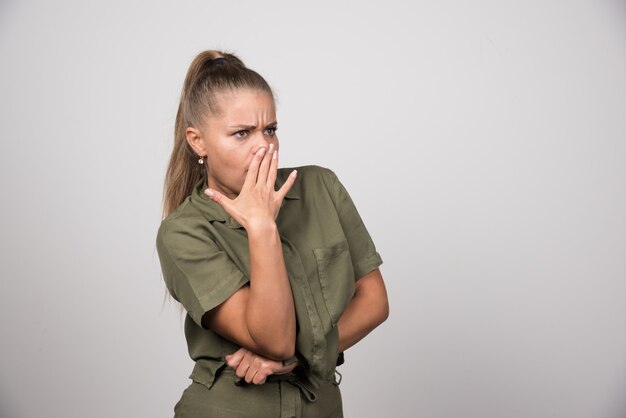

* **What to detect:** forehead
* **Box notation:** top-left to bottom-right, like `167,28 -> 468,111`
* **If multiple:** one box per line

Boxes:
211,89 -> 275,121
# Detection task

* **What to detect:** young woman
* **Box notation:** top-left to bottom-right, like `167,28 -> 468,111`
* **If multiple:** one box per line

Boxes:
156,49 -> 389,417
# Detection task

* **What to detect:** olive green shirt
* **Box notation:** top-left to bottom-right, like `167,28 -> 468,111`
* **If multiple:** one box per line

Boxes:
156,164 -> 383,390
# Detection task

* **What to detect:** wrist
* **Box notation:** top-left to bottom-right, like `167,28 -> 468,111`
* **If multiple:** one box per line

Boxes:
246,220 -> 278,236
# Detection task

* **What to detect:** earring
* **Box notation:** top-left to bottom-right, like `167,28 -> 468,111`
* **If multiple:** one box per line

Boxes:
198,156 -> 205,165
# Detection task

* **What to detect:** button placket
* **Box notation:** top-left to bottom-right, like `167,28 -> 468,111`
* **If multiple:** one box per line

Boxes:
280,235 -> 327,387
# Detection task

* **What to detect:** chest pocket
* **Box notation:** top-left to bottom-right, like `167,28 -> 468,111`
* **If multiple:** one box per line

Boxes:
313,238 -> 356,327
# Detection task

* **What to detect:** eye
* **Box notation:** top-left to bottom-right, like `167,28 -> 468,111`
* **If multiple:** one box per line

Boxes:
264,126 -> 277,136
234,130 -> 248,139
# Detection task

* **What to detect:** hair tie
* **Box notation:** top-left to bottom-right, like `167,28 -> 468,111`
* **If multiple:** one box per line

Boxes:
210,57 -> 227,66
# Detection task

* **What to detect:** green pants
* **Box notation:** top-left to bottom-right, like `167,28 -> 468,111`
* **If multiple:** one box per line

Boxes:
173,366 -> 344,417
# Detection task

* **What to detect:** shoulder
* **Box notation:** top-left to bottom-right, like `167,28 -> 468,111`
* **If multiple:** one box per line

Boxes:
156,197 -> 207,251
278,163 -> 336,177
277,164 -> 339,190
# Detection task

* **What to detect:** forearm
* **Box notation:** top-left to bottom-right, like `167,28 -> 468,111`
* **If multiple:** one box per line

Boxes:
246,222 -> 296,358
337,277 -> 389,353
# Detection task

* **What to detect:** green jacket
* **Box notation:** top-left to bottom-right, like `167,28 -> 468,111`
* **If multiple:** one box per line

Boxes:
156,164 -> 383,390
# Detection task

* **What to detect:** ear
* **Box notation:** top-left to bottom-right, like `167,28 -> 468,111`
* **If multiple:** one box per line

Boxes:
185,127 -> 206,157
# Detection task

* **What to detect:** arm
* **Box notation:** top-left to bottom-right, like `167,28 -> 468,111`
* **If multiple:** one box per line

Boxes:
337,267 -> 389,353
325,167 -> 386,352
201,145 -> 297,360
202,222 -> 296,360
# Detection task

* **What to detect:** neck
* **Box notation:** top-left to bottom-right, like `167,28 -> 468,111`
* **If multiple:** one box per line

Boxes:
206,172 -> 239,200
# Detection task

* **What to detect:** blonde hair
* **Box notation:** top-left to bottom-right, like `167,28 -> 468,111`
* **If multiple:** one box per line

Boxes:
160,49 -> 275,319
161,49 -> 275,219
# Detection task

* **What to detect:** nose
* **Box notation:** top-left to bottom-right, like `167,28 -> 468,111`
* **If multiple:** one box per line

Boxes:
254,133 -> 277,153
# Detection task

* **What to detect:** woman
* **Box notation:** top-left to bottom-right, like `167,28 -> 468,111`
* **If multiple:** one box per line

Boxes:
156,49 -> 389,417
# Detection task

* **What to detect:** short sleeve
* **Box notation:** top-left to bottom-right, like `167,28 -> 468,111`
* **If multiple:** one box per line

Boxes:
156,220 -> 249,328
328,169 -> 383,281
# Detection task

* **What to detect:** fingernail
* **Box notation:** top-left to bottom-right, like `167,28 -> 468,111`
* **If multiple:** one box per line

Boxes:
205,189 -> 214,197
273,150 -> 277,159
291,169 -> 297,177
258,147 -> 266,155
269,143 -> 274,152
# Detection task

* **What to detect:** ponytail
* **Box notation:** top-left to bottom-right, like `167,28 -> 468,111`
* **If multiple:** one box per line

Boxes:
161,50 -> 274,219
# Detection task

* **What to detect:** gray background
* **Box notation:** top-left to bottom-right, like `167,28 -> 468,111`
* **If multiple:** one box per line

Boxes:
1,1 -> 625,417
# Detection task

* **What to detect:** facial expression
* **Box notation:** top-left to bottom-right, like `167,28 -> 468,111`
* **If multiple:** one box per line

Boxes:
186,89 -> 278,200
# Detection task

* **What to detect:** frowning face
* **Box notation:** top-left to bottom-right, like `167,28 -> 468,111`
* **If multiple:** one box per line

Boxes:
186,88 -> 278,200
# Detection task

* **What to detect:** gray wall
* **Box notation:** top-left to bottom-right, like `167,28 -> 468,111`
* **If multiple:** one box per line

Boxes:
1,1 -> 625,417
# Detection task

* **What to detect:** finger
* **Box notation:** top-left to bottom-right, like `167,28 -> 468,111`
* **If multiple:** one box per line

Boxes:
226,347 -> 246,368
204,188 -> 234,213
227,355 -> 242,369
235,350 -> 256,383
245,356 -> 265,384
266,147 -> 278,189
245,361 -> 260,384
242,146 -> 267,191
275,169 -> 297,201
253,370 -> 268,385
256,143 -> 273,186
235,358 -> 250,379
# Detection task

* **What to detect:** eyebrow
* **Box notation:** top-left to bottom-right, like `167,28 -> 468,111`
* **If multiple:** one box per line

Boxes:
228,122 -> 278,130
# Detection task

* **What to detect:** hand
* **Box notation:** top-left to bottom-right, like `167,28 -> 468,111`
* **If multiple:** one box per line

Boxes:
204,144 -> 297,230
225,346 -> 298,385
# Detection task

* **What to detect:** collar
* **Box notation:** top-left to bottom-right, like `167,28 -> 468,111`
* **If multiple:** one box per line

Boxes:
190,168 -> 300,229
